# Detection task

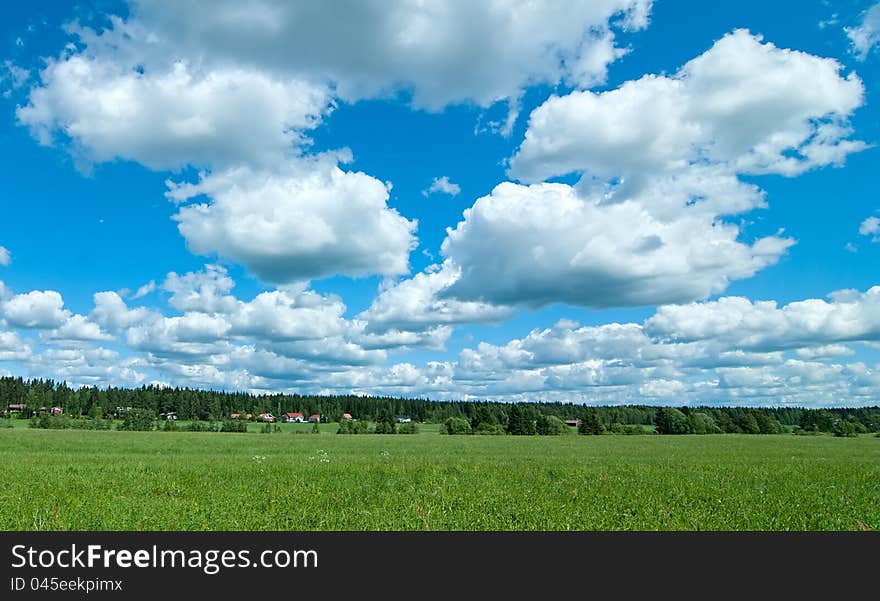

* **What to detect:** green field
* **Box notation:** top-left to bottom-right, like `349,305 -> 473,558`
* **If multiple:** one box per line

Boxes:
0,428 -> 877,530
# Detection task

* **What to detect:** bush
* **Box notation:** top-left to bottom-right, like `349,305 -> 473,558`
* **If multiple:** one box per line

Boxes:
536,414 -> 568,435
186,421 -> 219,432
220,420 -> 248,433
118,409 -> 156,431
473,422 -> 506,435
440,417 -> 472,435
609,423 -> 649,435
337,420 -> 369,434
397,422 -> 419,434
260,423 -> 281,434
373,421 -> 397,434
832,420 -> 857,438
162,420 -> 179,432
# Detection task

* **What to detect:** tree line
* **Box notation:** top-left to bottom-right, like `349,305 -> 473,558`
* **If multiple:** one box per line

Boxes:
1,376 -> 877,435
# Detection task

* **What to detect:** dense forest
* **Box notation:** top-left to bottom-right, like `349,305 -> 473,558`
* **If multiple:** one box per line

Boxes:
1,376 -> 878,435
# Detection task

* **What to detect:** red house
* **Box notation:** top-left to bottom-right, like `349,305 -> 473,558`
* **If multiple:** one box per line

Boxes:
307,414 -> 321,423
283,412 -> 304,423
341,412 -> 353,420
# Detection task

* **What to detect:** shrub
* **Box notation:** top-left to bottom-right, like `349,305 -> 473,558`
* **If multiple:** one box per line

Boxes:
440,417 -> 472,435
162,420 -> 179,432
118,409 -> 156,431
220,420 -> 248,433
536,414 -> 568,435
397,422 -> 419,434
832,420 -> 857,438
337,420 -> 369,434
609,423 -> 649,435
473,422 -> 506,435
186,421 -> 220,432
373,421 -> 396,434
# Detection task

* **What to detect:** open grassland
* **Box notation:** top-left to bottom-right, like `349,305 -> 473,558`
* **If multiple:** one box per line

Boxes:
0,429 -> 877,531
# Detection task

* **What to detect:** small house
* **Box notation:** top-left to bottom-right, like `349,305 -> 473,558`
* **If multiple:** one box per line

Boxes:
282,412 -> 304,423
395,415 -> 412,423
257,412 -> 276,423
159,411 -> 177,421
307,414 -> 321,423
230,413 -> 241,419
564,420 -> 581,428
50,407 -> 63,416
341,412 -> 353,420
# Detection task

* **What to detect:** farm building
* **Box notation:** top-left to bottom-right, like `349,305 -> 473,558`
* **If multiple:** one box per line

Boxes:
282,412 -> 304,423
307,414 -> 321,423
257,412 -> 276,423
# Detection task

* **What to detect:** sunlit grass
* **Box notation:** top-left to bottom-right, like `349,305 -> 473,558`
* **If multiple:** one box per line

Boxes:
0,429 -> 876,530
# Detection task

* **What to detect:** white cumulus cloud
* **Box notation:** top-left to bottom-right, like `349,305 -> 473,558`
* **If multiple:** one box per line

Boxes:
422,176 -> 461,197
168,158 -> 417,282
846,3 -> 880,60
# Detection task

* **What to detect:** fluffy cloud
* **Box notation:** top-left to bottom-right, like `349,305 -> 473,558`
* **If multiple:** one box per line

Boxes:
121,0 -> 651,109
90,292 -> 154,334
19,0 -> 651,170
1,290 -> 70,329
17,48 -> 330,171
45,315 -> 113,342
0,246 -> 10,266
422,176 -> 461,197
359,263 -> 512,331
3,273 -> 880,405
510,30 -> 865,183
163,264 -> 237,313
859,216 -> 880,241
131,281 -> 156,299
439,182 -> 792,308
428,29 -> 861,310
168,159 -> 417,282
0,330 -> 31,362
846,3 -> 880,61
645,287 -> 880,351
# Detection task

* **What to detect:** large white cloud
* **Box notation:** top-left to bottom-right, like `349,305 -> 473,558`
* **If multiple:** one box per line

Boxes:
509,29 -> 866,183
1,290 -> 70,329
439,181 -> 792,308
18,0 -> 652,170
168,158 -> 417,282
645,287 -> 880,351
124,0 -> 651,110
427,29 -> 862,311
17,52 -> 330,171
358,263 -> 512,331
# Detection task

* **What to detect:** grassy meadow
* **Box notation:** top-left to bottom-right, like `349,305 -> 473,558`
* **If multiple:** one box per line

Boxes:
0,427 -> 877,531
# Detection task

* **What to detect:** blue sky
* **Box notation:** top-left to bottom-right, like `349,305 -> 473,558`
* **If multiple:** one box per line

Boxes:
1,0 -> 879,406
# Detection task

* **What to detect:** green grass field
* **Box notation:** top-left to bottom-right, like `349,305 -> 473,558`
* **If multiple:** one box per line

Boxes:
0,428 -> 877,530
